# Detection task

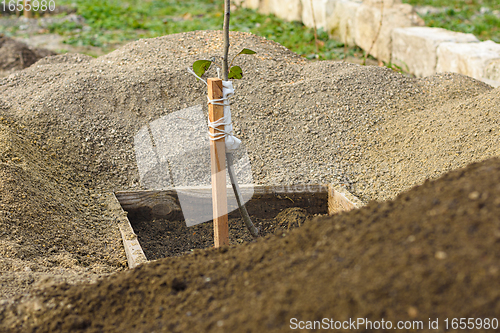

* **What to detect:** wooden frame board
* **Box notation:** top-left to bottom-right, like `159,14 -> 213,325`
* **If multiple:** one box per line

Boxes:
113,184 -> 362,268
108,193 -> 147,269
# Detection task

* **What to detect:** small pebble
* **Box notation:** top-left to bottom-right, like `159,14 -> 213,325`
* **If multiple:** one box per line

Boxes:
468,191 -> 480,200
435,251 -> 447,260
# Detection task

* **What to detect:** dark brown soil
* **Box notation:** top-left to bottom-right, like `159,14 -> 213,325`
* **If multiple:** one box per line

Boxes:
130,207 -> 310,260
1,157 -> 499,332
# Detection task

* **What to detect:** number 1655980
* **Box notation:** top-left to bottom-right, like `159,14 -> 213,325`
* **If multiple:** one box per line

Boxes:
444,318 -> 498,330
2,0 -> 56,12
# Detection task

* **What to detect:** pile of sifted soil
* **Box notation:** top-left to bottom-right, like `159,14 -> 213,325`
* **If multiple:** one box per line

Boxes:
1,156 -> 499,332
0,30 -> 498,326
0,121 -> 125,299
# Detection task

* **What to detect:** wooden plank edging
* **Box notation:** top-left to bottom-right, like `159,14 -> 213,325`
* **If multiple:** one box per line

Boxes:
328,184 -> 364,215
108,193 -> 147,269
115,184 -> 331,209
115,184 -> 362,217
110,184 -> 363,268
115,184 -> 331,219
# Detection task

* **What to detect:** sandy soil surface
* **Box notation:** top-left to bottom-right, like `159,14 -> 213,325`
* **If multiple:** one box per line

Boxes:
0,30 -> 498,331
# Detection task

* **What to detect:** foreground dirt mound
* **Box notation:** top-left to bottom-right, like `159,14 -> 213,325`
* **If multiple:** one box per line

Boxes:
0,121 -> 124,299
0,30 -> 499,304
1,157 -> 498,332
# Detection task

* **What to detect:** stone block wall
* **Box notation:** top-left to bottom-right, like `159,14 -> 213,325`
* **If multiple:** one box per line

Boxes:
437,41 -> 500,84
392,27 -> 479,77
328,0 -> 361,46
235,0 -> 500,86
354,1 -> 424,62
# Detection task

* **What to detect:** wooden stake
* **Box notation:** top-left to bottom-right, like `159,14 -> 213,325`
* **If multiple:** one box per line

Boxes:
208,78 -> 229,247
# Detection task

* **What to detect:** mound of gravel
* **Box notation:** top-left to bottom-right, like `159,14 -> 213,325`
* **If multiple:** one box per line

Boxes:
0,122 -> 124,299
0,30 -> 498,303
2,31 -> 498,197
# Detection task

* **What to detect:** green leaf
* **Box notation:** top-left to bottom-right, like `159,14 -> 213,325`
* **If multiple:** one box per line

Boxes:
192,60 -> 212,79
238,48 -> 256,55
228,66 -> 243,79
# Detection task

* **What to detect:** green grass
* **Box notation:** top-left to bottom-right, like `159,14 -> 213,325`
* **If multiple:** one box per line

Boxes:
51,0 -> 360,59
402,0 -> 500,42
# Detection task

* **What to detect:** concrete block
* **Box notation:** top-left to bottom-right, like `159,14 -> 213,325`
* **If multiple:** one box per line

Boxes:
363,0 -> 402,8
237,0 -> 303,24
328,0 -> 362,46
235,0 -> 271,14
480,78 -> 500,88
270,0 -> 303,22
355,3 -> 424,62
258,0 -> 272,15
485,59 -> 500,82
301,0 -> 337,30
234,0 -> 261,10
436,40 -> 500,82
392,27 -> 479,77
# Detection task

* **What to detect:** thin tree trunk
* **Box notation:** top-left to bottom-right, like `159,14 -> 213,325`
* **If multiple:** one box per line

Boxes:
227,152 -> 259,237
222,0 -> 230,81
222,0 -> 259,238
